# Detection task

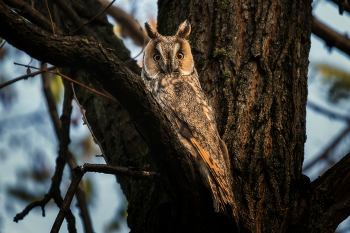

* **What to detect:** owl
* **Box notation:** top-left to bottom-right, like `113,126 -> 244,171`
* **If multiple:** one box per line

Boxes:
142,20 -> 237,217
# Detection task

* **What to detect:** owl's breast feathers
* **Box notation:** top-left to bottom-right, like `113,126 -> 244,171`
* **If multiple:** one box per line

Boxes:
151,72 -> 237,217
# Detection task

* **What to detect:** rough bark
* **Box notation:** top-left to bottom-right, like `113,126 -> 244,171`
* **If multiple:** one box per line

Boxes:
1,0 -> 350,232
147,0 -> 312,232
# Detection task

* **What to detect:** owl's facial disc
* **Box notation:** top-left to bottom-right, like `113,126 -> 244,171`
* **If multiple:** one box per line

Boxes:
143,35 -> 193,78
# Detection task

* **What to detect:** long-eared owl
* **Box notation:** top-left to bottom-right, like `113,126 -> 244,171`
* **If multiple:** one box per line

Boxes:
141,20 -> 236,216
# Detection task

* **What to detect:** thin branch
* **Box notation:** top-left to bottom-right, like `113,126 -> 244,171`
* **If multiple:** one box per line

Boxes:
98,0 -> 147,46
81,163 -> 161,180
3,0 -> 63,35
44,0 -> 55,34
41,64 -> 94,233
51,0 -> 92,36
53,77 -> 76,233
51,166 -> 84,233
124,20 -> 145,63
14,63 -> 118,103
51,163 -> 160,233
71,83 -> 108,162
312,15 -> 350,57
72,0 -> 116,34
0,66 -> 56,89
303,125 -> 350,172
307,101 -> 350,122
66,156 -> 94,233
41,63 -> 60,137
0,40 -> 6,49
14,77 -> 76,233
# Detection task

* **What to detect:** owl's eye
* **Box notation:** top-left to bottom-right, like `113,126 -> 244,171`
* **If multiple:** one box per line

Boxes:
153,54 -> 162,61
176,52 -> 184,60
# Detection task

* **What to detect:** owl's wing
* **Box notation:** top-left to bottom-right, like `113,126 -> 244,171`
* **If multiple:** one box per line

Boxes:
166,74 -> 235,214
174,117 -> 231,195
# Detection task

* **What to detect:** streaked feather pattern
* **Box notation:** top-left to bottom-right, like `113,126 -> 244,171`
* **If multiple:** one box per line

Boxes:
141,20 -> 237,219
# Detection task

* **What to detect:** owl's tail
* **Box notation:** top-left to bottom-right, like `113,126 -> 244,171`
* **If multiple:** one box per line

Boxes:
190,138 -> 238,220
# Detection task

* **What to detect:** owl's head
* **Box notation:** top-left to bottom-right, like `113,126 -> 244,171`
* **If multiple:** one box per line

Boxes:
142,20 -> 194,78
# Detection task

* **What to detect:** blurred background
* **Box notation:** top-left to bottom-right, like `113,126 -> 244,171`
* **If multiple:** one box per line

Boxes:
0,0 -> 350,232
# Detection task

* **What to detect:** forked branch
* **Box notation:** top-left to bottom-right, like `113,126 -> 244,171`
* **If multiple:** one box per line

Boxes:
51,163 -> 160,233
14,78 -> 77,233
41,64 -> 94,233
310,152 -> 350,232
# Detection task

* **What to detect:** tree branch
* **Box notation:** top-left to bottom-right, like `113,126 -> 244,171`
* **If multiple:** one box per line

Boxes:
41,63 -> 94,233
13,76 -> 76,232
307,101 -> 350,122
51,0 -> 91,36
53,77 -> 76,233
51,163 -> 160,233
98,0 -> 146,46
329,0 -> 350,15
71,82 -> 108,163
80,163 -> 161,180
14,63 -> 118,103
312,15 -> 350,57
303,124 -> 350,172
0,0 -> 202,222
73,0 -> 115,34
0,66 -> 56,89
3,0 -> 63,35
41,64 -> 61,137
0,40 -> 6,49
310,152 -> 350,232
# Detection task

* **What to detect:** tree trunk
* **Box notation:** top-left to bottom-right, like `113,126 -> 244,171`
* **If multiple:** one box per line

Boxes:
129,0 -> 313,232
1,0 -> 350,232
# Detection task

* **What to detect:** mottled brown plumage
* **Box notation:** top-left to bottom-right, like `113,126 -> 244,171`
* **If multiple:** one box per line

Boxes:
141,20 -> 237,217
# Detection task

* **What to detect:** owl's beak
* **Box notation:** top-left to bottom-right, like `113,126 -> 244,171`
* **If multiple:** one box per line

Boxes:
166,62 -> 173,75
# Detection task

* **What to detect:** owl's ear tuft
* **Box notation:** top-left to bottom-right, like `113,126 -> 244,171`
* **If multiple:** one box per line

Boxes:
145,21 -> 159,39
176,20 -> 191,38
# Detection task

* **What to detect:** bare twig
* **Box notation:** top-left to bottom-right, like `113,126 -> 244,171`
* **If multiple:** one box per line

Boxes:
307,101 -> 350,122
44,0 -> 55,34
41,64 -> 94,233
53,77 -> 76,233
98,0 -> 147,46
71,83 -> 108,163
41,63 -> 60,137
124,20 -> 145,63
14,78 -> 76,232
51,166 -> 84,233
73,0 -> 116,33
312,15 -> 350,57
51,0 -> 92,36
303,125 -> 350,172
66,156 -> 94,233
3,0 -> 63,34
80,163 -> 161,180
14,63 -> 118,103
0,40 -> 6,50
0,66 -> 56,89
51,163 -> 160,233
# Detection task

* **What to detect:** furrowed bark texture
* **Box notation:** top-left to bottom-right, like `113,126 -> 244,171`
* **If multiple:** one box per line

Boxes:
157,0 -> 313,232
